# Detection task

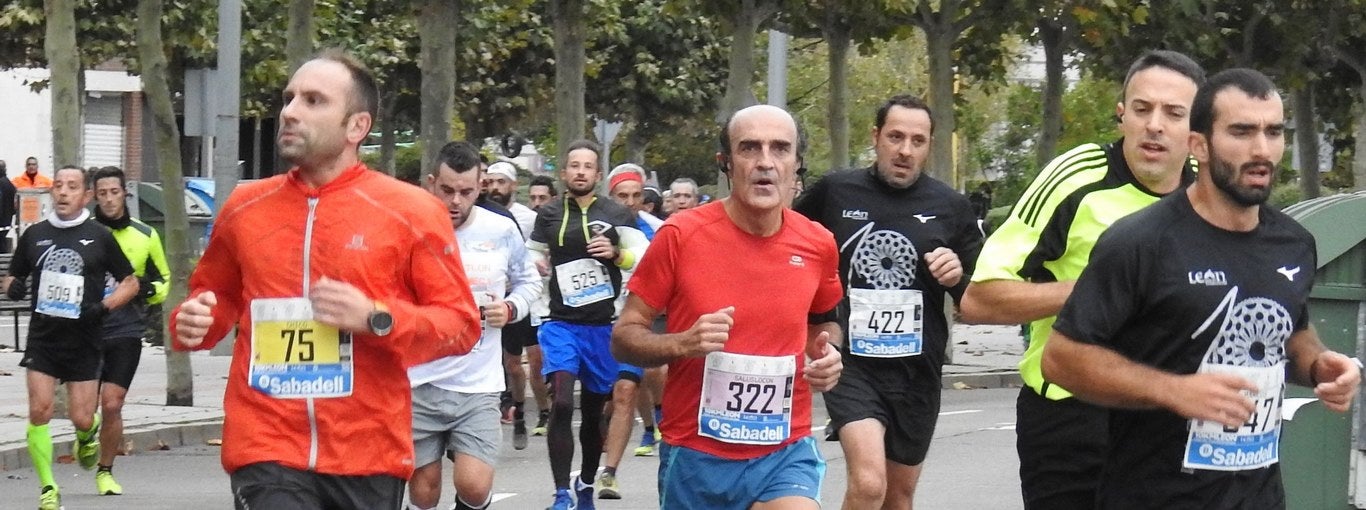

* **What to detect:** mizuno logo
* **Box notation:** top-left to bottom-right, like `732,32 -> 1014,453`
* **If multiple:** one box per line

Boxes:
913,214 -> 936,223
841,209 -> 868,221
78,239 -> 94,246
1188,269 -> 1228,286
1277,266 -> 1300,281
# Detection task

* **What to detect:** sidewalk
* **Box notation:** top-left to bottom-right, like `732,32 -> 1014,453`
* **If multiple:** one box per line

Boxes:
0,347 -> 231,471
0,324 -> 1025,472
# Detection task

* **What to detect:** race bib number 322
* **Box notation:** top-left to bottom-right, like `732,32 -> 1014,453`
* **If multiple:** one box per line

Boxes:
249,298 -> 353,399
698,352 -> 795,445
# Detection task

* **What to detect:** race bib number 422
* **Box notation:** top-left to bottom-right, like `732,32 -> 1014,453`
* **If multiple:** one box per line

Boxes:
249,298 -> 353,399
847,288 -> 924,357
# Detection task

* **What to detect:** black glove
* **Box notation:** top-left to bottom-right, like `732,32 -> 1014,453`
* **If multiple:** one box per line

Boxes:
137,276 -> 157,300
80,302 -> 109,322
5,276 -> 25,300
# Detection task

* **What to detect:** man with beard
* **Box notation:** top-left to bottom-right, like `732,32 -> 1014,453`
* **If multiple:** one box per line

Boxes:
961,50 -> 1204,510
486,160 -> 541,448
794,94 -> 983,509
408,142 -> 540,510
5,165 -> 139,510
1041,68 -> 1360,509
170,50 -> 481,509
529,139 -> 648,510
89,166 -> 171,496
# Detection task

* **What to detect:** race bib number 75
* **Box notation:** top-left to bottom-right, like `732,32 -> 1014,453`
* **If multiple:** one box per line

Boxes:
249,298 -> 353,399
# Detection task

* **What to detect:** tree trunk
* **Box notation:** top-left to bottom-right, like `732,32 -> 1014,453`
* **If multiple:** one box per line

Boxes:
1355,83 -> 1366,191
139,0 -> 194,407
285,0 -> 315,74
378,88 -> 398,176
1292,86 -> 1320,199
625,126 -> 649,165
719,1 -> 765,121
1037,18 -> 1065,171
825,21 -> 851,172
419,0 -> 458,173
45,0 -> 80,167
551,0 -> 588,162
924,25 -> 957,184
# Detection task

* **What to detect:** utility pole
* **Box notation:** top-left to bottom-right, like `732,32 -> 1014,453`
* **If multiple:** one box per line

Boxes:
213,0 -> 242,207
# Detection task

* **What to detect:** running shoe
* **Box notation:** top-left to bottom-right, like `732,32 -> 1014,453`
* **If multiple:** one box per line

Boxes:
532,410 -> 550,436
633,429 -> 657,457
547,488 -> 576,510
597,472 -> 621,499
574,476 -> 596,510
74,415 -> 101,471
513,419 -> 529,450
95,469 -> 123,496
38,485 -> 61,510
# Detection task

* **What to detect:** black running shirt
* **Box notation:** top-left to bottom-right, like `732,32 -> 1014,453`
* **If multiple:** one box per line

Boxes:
795,167 -> 983,384
1055,191 -> 1315,510
11,218 -> 135,345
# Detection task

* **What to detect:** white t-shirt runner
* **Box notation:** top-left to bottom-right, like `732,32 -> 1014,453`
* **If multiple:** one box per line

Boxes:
408,206 -> 542,393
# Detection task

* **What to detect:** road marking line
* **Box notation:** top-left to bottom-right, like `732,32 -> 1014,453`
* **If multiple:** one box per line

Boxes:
939,409 -> 983,416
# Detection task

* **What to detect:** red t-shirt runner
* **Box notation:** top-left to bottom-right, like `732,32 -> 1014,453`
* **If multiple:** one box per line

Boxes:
627,201 -> 842,460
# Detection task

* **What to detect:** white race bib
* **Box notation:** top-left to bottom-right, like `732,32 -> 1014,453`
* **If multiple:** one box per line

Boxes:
698,352 -> 795,445
1182,363 -> 1283,471
248,298 -> 353,399
847,288 -> 923,357
555,258 -> 613,308
35,270 -> 83,319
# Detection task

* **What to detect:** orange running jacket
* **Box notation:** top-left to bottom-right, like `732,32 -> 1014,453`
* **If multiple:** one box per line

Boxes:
170,163 -> 480,480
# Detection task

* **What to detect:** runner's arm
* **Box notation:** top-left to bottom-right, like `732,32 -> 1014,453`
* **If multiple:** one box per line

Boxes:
1043,330 -> 1255,428
144,227 -> 172,305
959,279 -> 1074,324
613,226 -> 648,271
612,294 -> 676,367
1285,325 -> 1360,411
503,231 -> 542,323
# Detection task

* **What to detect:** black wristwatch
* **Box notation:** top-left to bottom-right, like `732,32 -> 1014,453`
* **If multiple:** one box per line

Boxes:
367,302 -> 394,337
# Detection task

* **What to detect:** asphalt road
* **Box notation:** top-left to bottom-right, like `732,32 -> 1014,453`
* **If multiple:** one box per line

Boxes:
0,388 -> 1024,510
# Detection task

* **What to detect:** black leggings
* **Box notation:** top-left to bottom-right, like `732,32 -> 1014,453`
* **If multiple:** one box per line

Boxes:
547,371 -> 610,489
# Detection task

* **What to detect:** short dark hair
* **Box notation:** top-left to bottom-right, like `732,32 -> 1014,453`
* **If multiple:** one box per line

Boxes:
1190,68 -> 1278,138
433,141 -> 482,175
642,186 -> 663,213
564,139 -> 602,161
25,156 -> 38,166
875,95 -> 933,133
718,107 -> 807,160
1121,50 -> 1205,103
529,175 -> 557,195
313,48 -> 379,123
55,164 -> 88,189
91,166 -> 126,189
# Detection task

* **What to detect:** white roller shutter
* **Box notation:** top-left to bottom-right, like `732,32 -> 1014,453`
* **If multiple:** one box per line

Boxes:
83,94 -> 124,168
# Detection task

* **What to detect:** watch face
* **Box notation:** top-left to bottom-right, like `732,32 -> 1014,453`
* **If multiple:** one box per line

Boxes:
370,311 -> 394,333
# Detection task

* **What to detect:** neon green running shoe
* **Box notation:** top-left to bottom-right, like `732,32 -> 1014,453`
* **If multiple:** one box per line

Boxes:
96,470 -> 123,496
597,472 -> 621,500
38,485 -> 62,510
